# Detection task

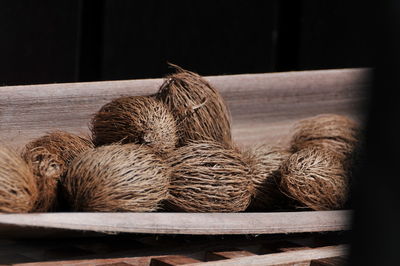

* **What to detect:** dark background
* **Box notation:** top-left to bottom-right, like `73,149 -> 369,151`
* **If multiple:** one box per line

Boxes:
0,0 -> 371,86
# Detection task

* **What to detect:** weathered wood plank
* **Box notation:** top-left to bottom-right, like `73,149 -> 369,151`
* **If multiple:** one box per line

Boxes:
205,249 -> 256,261
0,68 -> 369,148
187,245 -> 347,266
0,211 -> 350,236
310,256 -> 347,266
14,257 -> 152,266
150,255 -> 201,266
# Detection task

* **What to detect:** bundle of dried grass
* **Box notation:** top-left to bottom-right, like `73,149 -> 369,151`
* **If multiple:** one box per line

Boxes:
155,65 -> 232,147
91,96 -> 177,154
290,114 -> 359,156
245,145 -> 292,210
166,141 -> 253,212
63,144 -> 170,212
0,146 -> 38,213
22,131 -> 93,211
279,146 -> 348,210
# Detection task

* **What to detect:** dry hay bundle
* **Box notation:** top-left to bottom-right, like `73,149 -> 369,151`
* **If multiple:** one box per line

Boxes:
290,114 -> 359,156
245,145 -> 292,210
166,141 -> 253,212
63,144 -> 170,212
22,131 -> 94,211
91,96 -> 177,154
155,65 -> 232,147
0,146 -> 38,213
279,146 -> 348,210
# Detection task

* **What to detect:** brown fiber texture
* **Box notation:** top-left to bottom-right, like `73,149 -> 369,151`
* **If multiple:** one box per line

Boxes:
279,146 -> 348,210
290,114 -> 359,157
0,146 -> 38,213
22,131 -> 94,212
155,65 -> 232,147
91,96 -> 177,154
166,141 -> 253,212
245,145 -> 292,210
63,144 -> 170,212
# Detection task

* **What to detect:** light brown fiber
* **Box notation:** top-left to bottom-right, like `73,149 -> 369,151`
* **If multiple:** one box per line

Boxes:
63,144 -> 170,212
155,65 -> 232,147
280,146 -> 348,210
166,141 -> 253,212
91,96 -> 177,154
0,146 -> 38,213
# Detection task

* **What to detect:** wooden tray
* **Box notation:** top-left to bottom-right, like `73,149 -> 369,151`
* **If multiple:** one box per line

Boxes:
0,68 -> 369,237
0,211 -> 350,237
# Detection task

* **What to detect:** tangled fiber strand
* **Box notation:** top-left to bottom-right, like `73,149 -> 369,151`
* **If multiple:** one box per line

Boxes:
155,65 -> 232,147
21,131 -> 94,211
244,145 -> 292,210
290,114 -> 359,157
166,141 -> 253,212
63,144 -> 170,212
91,96 -> 177,154
279,146 -> 348,210
0,146 -> 38,213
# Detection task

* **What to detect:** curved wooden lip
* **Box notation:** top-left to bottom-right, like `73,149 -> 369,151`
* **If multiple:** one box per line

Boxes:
0,210 -> 351,235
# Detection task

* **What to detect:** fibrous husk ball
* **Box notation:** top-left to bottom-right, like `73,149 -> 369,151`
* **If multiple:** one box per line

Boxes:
290,114 -> 359,157
166,141 -> 253,212
23,131 -> 94,166
21,131 -> 94,211
279,146 -> 348,210
91,96 -> 177,154
0,146 -> 38,213
245,145 -> 292,210
63,144 -> 170,212
155,65 -> 232,147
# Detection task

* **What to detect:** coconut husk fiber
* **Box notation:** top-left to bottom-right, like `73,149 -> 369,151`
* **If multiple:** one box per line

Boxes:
290,114 -> 359,157
63,144 -> 170,212
21,131 -> 94,212
155,64 -> 232,147
0,146 -> 38,213
279,146 -> 349,210
244,145 -> 292,210
165,141 -> 253,212
91,96 -> 177,154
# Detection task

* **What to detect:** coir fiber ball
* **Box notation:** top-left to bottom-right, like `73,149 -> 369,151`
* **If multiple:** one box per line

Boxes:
166,141 -> 253,212
63,144 -> 170,212
22,131 -> 94,211
279,146 -> 348,210
290,114 -> 359,156
245,145 -> 292,210
0,146 -> 38,213
155,65 -> 232,147
91,96 -> 177,154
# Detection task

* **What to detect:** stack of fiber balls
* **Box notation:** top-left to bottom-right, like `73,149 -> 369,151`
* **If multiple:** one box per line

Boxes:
0,65 -> 361,213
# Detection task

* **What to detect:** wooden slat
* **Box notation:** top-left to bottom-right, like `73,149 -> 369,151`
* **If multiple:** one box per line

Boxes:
14,257 -> 151,266
0,211 -> 350,237
150,255 -> 201,266
259,241 -> 309,254
310,256 -> 347,266
205,249 -> 257,261
187,245 -> 347,266
0,68 -> 369,148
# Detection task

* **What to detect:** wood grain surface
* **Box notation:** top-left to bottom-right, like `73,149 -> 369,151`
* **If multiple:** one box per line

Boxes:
0,210 -> 350,236
187,245 -> 347,266
0,68 -> 370,148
